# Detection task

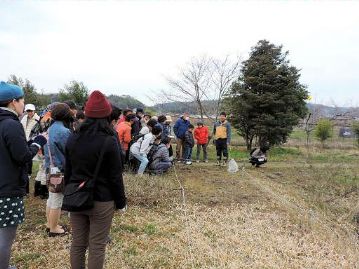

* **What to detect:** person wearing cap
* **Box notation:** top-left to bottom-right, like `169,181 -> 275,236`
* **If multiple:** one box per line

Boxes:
44,103 -> 73,237
194,121 -> 209,162
65,90 -> 126,269
130,124 -> 162,175
0,81 -> 47,269
21,104 -> 40,141
139,118 -> 158,136
20,104 -> 41,194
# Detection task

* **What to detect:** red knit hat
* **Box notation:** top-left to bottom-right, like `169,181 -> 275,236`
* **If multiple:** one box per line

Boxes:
85,90 -> 112,118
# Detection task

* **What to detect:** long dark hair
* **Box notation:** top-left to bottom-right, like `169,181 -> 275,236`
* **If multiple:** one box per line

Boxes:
77,117 -> 115,136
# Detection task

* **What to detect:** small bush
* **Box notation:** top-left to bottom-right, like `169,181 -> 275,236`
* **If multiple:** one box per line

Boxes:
352,121 -> 359,146
315,119 -> 333,144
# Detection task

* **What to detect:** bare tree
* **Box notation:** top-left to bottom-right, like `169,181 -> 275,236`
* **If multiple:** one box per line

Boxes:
208,56 -> 241,121
164,56 -> 212,120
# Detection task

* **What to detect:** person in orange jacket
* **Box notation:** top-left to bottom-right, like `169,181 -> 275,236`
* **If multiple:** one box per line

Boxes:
194,121 -> 209,162
116,114 -> 136,163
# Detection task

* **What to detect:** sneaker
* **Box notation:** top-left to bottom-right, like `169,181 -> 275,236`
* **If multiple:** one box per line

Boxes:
216,161 -> 221,166
185,161 -> 192,165
196,160 -> 200,163
204,160 -> 208,163
177,160 -> 182,163
222,161 -> 227,167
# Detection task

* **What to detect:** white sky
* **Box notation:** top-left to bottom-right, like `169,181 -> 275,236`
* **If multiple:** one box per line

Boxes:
1,1 -> 358,106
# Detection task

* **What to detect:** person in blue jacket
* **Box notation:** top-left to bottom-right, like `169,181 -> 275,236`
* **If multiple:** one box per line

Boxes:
0,81 -> 47,269
173,112 -> 190,161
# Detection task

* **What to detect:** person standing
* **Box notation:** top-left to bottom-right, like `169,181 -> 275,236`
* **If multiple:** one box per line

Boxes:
65,90 -> 126,269
44,103 -> 73,237
183,124 -> 195,165
213,112 -> 232,166
21,104 -> 40,141
173,113 -> 190,162
0,81 -> 47,269
117,114 -> 136,163
21,104 -> 41,194
194,121 -> 209,162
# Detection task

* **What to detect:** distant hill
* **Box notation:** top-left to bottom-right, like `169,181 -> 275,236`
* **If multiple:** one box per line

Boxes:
307,103 -> 359,118
107,94 -> 146,109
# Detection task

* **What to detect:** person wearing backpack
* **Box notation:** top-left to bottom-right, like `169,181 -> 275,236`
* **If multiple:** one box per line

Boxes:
44,103 -> 73,237
194,121 -> 209,163
64,90 -> 126,269
0,82 -> 47,269
130,124 -> 162,175
149,136 -> 173,174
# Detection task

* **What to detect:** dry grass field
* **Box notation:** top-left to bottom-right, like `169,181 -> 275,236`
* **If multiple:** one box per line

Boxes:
11,143 -> 359,268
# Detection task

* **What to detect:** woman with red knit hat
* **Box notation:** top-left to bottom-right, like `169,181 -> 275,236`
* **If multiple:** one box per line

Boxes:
64,90 -> 126,269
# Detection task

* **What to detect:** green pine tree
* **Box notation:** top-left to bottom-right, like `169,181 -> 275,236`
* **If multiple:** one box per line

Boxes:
227,40 -> 308,150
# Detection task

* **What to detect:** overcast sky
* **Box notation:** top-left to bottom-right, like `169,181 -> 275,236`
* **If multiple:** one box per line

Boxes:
1,1 -> 358,106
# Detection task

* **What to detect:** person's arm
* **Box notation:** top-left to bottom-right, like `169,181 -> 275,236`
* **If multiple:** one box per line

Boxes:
106,136 -> 126,209
194,128 -> 199,141
4,120 -> 41,165
124,128 -> 132,144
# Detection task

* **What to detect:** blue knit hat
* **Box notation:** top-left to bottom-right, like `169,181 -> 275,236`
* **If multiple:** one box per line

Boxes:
0,81 -> 24,102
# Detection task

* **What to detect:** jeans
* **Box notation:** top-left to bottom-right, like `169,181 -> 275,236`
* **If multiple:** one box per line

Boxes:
70,201 -> 115,269
0,226 -> 17,269
215,138 -> 228,161
183,146 -> 193,161
196,144 -> 208,161
132,152 -> 149,174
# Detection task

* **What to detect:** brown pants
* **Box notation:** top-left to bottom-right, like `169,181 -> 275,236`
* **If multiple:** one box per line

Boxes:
70,201 -> 115,269
175,138 -> 184,160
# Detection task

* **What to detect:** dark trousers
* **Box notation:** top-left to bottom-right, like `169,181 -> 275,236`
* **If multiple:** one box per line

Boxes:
70,201 -> 115,269
0,226 -> 17,269
215,138 -> 228,161
196,144 -> 208,161
183,145 -> 193,161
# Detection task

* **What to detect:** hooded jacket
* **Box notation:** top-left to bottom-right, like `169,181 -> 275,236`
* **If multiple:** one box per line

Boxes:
0,108 -> 40,197
150,144 -> 172,169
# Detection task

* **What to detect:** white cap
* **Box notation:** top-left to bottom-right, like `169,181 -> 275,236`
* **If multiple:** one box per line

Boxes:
25,104 -> 36,111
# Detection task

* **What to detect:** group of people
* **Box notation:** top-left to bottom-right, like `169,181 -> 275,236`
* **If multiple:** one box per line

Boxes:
0,79 -> 269,269
0,82 -> 126,269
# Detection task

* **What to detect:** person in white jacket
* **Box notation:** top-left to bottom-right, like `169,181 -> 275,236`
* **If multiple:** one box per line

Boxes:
130,124 -> 162,175
21,104 -> 40,141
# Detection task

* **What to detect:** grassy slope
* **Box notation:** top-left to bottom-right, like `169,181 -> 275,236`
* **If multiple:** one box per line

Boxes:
12,145 -> 359,269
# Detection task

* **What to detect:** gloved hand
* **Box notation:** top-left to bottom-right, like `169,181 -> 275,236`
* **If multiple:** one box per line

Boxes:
32,135 -> 47,148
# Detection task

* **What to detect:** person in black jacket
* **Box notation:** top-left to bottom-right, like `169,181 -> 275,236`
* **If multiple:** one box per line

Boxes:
183,124 -> 195,165
0,81 -> 47,269
64,90 -> 126,269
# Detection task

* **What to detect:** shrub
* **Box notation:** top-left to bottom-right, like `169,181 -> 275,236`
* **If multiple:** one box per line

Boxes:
315,119 -> 333,145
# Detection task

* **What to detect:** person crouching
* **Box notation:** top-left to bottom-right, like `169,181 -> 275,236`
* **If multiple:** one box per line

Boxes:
149,136 -> 173,174
130,124 -> 162,175
249,145 -> 269,167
